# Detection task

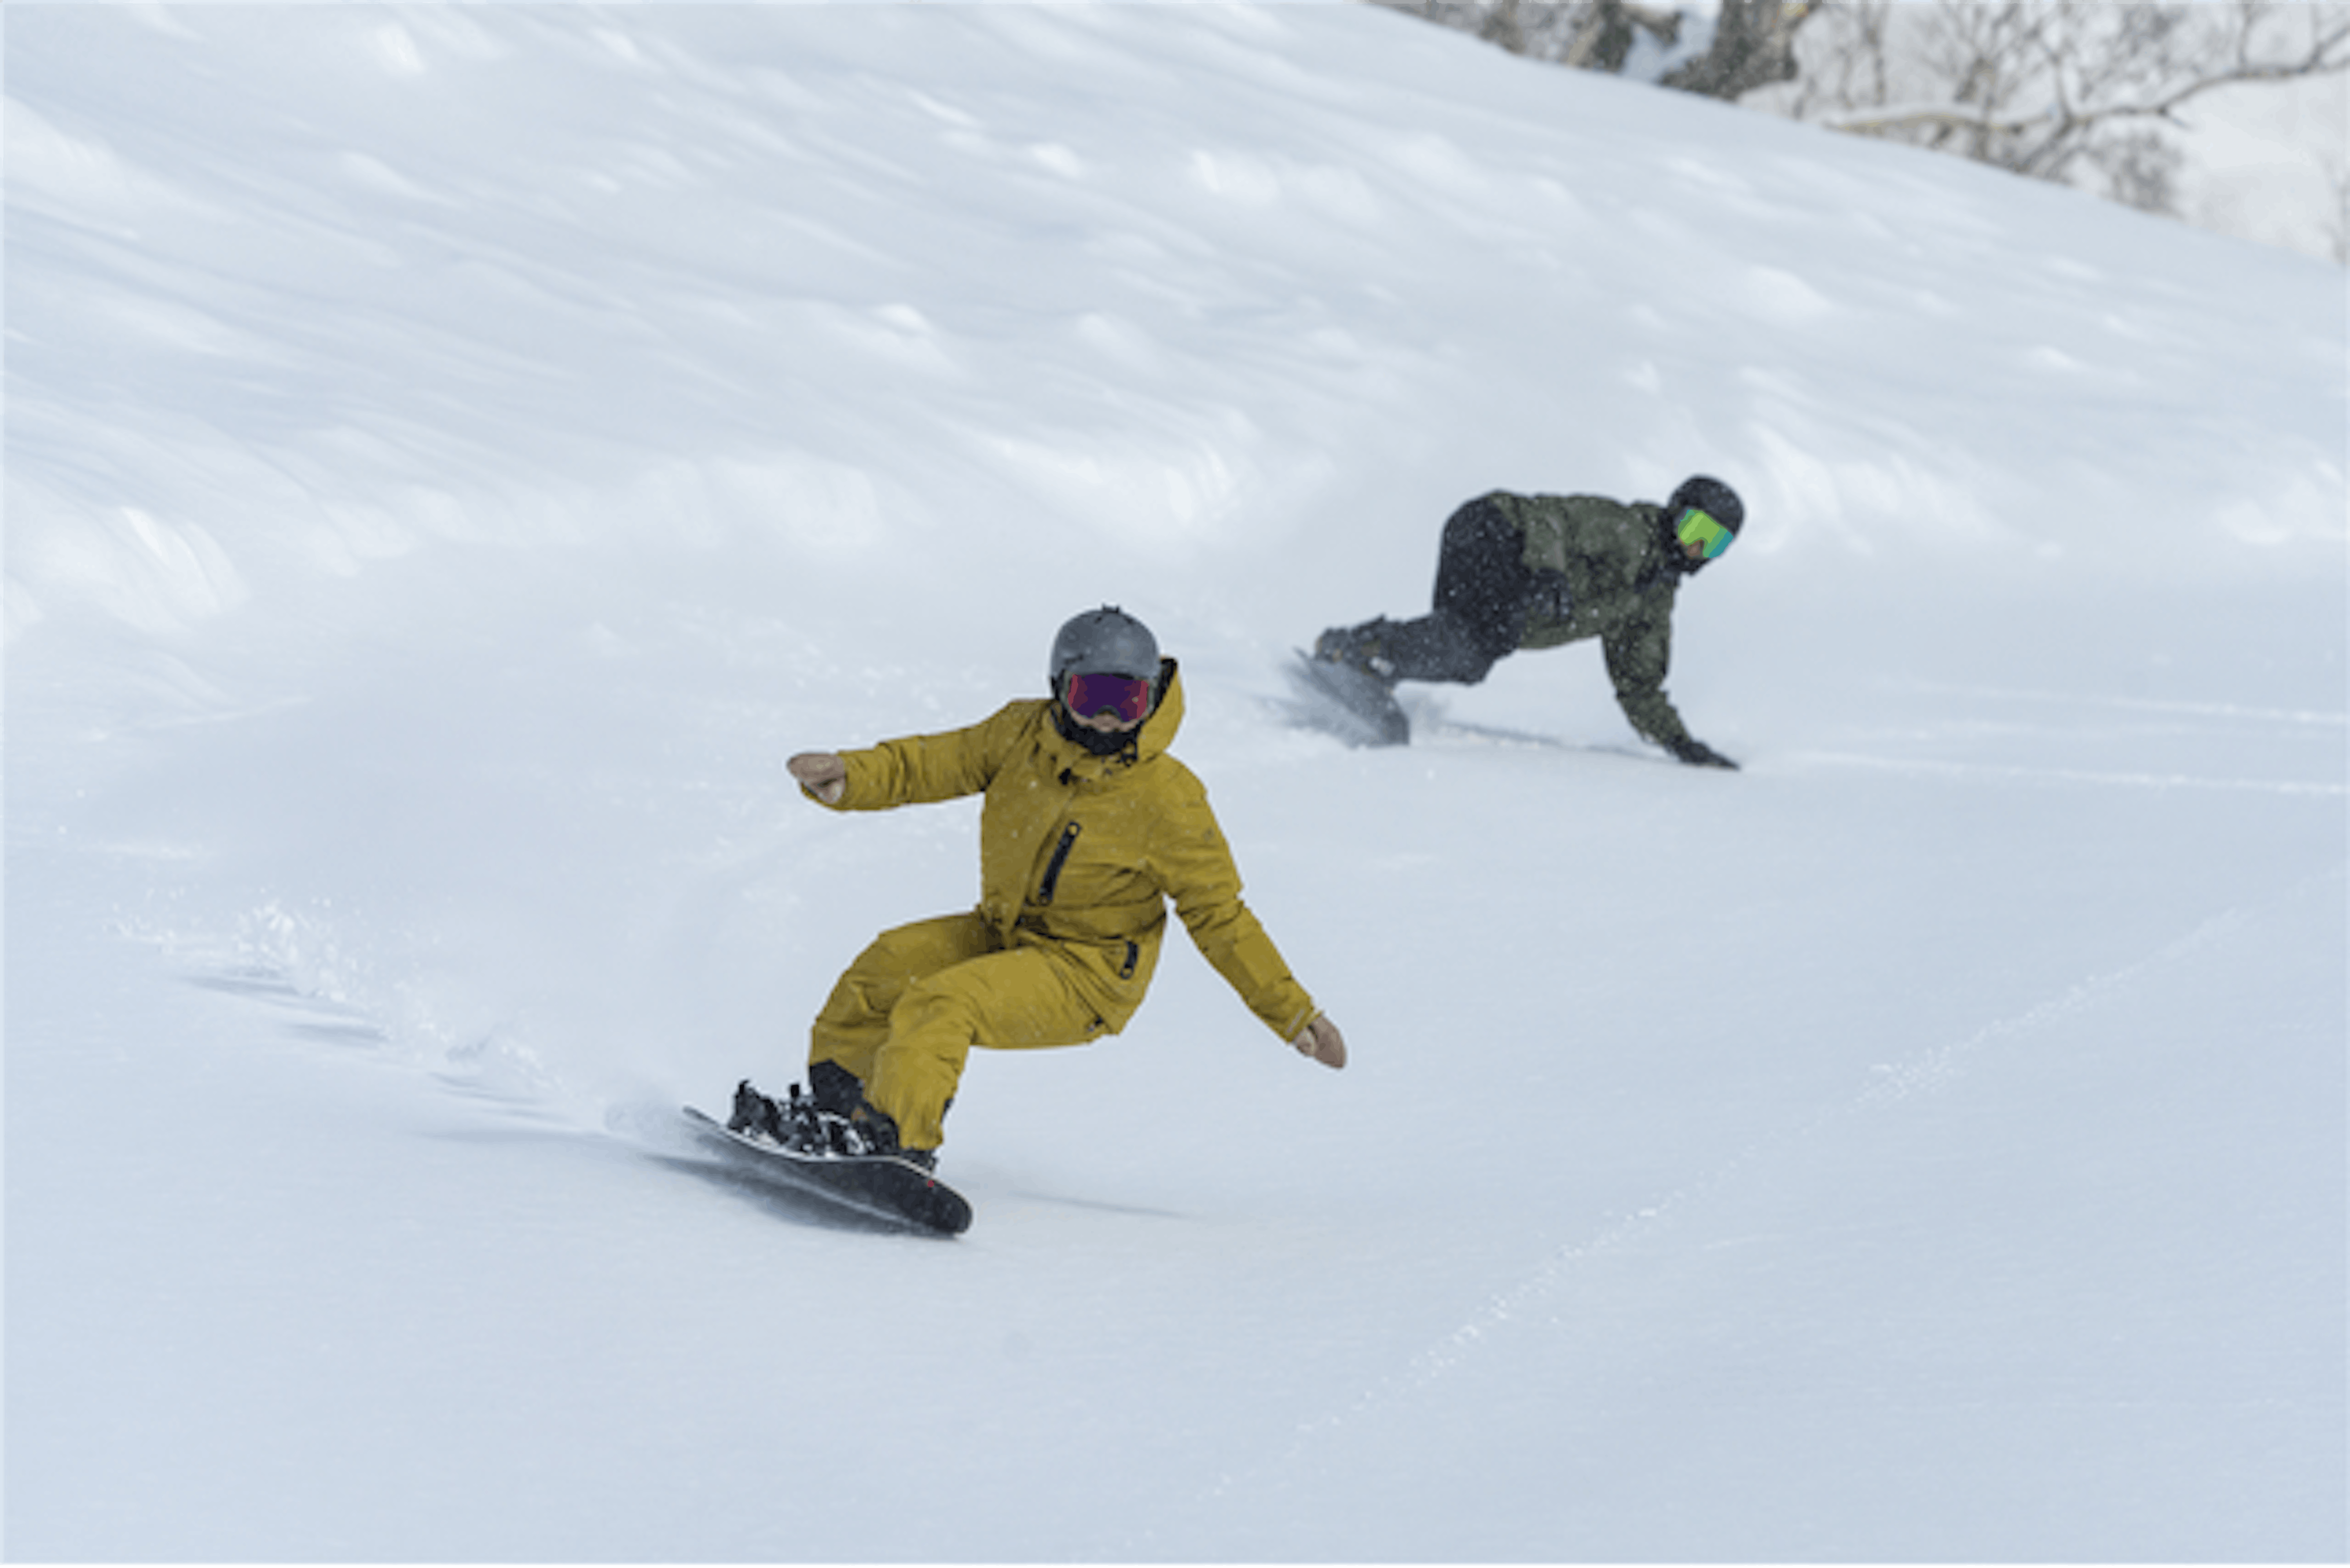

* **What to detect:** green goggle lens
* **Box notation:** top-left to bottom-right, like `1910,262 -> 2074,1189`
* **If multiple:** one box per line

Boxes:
1675,507 -> 1735,560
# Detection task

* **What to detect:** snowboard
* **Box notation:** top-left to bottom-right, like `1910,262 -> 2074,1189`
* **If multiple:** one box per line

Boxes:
1282,649 -> 1410,747
680,1105 -> 973,1237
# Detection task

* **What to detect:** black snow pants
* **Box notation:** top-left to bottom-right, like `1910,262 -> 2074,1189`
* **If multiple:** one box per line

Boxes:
1359,497 -> 1544,685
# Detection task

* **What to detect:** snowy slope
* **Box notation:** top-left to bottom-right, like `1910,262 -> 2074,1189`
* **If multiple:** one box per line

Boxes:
6,4 -> 2345,1560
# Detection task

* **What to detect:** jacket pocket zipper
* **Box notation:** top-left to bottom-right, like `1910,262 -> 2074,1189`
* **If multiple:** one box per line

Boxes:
1036,821 -> 1081,906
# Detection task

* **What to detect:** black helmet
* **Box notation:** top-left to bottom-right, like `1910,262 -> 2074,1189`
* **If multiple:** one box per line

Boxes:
1667,475 -> 1744,535
1049,605 -> 1159,689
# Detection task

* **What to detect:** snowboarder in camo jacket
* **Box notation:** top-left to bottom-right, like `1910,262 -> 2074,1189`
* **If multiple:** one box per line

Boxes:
733,606 -> 1347,1169
1312,475 -> 1747,767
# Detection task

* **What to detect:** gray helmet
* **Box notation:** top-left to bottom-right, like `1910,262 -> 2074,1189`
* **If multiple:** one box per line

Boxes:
1048,605 -> 1159,690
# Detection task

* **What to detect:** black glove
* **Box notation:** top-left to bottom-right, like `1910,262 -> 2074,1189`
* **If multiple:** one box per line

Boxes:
1666,736 -> 1739,770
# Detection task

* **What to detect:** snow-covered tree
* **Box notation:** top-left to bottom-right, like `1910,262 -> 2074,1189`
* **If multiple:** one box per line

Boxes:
1771,0 -> 2350,216
1369,0 -> 1822,100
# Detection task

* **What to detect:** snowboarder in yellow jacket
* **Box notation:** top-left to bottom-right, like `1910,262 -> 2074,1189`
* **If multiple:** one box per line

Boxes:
737,606 -> 1346,1167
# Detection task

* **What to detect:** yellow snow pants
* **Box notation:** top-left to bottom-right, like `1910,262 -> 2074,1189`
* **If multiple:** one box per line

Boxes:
808,911 -> 1113,1151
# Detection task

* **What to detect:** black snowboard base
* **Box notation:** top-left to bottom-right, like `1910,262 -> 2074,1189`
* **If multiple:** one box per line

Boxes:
681,1106 -> 973,1236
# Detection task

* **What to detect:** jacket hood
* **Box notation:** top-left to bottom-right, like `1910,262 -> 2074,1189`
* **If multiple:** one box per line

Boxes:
1050,656 -> 1183,774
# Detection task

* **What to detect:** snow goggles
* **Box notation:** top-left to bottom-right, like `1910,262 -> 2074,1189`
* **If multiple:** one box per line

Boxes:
1063,670 -> 1155,725
1675,506 -> 1736,560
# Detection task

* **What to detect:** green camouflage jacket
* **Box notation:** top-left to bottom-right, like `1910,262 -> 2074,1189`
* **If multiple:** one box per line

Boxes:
1482,490 -> 1695,750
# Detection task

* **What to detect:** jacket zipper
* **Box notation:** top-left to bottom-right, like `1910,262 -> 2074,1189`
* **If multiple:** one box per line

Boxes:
1036,821 -> 1081,906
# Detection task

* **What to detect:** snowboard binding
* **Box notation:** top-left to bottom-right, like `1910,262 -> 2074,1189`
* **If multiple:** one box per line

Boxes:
727,1078 -> 932,1169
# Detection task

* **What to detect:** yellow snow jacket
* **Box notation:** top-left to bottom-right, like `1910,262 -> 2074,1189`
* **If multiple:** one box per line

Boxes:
816,662 -> 1318,1043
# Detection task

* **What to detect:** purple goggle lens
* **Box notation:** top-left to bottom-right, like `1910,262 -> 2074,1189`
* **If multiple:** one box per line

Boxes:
1064,671 -> 1154,724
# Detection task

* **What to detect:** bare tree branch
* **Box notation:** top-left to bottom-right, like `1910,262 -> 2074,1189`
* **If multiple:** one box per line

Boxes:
1782,0 -> 2350,210
1365,0 -> 2346,243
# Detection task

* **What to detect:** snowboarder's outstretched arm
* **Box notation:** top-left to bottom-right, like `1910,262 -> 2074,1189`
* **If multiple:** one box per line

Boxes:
789,703 -> 1033,811
1602,605 -> 1738,769
1145,763 -> 1346,1070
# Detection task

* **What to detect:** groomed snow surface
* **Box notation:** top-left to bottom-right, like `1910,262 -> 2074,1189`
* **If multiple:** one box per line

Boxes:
7,5 -> 2345,1561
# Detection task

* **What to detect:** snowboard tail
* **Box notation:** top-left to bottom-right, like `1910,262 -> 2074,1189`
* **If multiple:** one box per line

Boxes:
1283,650 -> 1409,747
681,1106 -> 973,1236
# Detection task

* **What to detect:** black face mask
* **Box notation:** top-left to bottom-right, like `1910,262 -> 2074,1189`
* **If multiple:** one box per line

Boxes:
1053,702 -> 1136,756
1653,509 -> 1712,580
